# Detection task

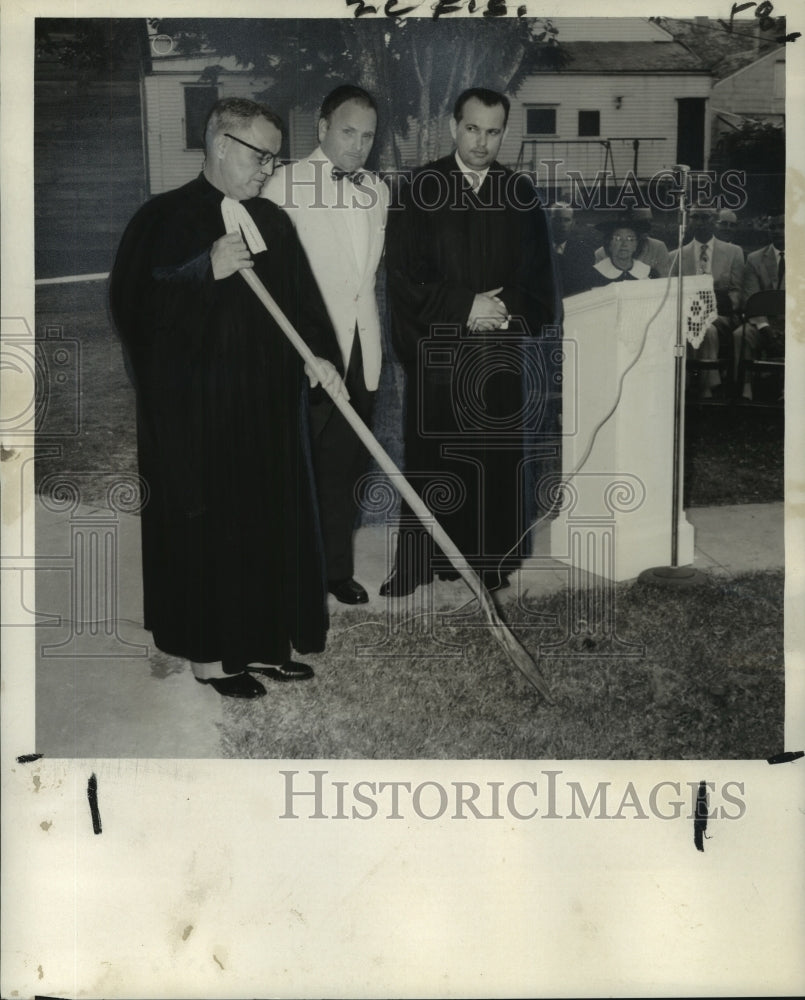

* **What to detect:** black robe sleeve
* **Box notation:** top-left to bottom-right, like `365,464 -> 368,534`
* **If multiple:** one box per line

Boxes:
493,171 -> 560,337
385,169 -> 476,364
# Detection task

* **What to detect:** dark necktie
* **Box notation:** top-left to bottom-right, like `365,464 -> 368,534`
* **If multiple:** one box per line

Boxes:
332,167 -> 365,185
698,244 -> 709,274
777,251 -> 785,289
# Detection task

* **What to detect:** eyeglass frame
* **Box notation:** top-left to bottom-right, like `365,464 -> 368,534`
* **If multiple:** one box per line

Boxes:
224,132 -> 276,167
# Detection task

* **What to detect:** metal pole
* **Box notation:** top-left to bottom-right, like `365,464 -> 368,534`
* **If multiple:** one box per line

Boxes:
670,166 -> 689,567
637,165 -> 706,589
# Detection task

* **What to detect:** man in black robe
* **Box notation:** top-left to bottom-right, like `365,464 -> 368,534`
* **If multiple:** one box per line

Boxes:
110,98 -> 344,698
382,87 -> 559,597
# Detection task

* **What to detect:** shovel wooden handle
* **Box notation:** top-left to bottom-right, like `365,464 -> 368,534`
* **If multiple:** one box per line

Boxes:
239,266 -> 552,699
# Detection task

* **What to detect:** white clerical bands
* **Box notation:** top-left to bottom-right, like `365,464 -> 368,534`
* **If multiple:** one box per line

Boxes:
220,197 -> 267,255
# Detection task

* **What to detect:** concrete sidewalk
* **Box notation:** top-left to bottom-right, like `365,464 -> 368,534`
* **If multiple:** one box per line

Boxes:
33,499 -> 784,759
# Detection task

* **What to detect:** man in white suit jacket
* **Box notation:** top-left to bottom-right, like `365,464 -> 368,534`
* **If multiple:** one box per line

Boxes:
262,85 -> 389,604
670,205 -> 744,396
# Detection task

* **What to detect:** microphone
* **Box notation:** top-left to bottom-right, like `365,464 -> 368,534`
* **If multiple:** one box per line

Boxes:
669,164 -> 690,196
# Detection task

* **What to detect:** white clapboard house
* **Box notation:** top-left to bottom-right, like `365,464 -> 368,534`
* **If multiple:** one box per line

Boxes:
141,17 -> 765,195
710,44 -> 786,146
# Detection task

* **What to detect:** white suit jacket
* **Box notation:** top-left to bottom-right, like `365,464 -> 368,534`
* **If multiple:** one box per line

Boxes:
262,149 -> 388,391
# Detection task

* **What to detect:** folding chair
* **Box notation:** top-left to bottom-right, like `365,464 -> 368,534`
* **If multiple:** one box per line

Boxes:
736,289 -> 785,406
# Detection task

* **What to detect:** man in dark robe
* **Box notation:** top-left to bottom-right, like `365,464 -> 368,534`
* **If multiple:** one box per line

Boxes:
110,98 -> 344,698
382,87 -> 559,597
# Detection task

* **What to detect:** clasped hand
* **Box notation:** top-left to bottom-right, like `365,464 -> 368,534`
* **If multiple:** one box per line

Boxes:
467,287 -> 509,332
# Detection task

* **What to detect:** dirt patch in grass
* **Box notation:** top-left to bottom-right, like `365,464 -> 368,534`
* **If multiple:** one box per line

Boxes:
219,570 -> 783,760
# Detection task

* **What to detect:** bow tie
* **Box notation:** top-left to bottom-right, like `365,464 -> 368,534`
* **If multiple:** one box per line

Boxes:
332,167 -> 365,184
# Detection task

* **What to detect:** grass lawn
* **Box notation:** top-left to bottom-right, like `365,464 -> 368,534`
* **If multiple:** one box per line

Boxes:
219,570 -> 784,759
32,281 -> 786,760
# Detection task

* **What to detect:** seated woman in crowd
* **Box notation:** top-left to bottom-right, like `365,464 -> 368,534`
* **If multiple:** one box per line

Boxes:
588,212 -> 658,287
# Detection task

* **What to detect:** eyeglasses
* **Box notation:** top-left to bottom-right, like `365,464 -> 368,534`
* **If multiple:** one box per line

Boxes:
224,133 -> 276,167
611,234 -> 638,244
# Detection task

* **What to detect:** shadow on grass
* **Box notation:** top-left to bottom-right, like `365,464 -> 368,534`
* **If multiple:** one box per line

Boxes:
219,569 -> 783,760
684,402 -> 784,507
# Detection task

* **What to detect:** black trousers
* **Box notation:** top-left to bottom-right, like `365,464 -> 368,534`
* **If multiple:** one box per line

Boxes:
308,330 -> 375,582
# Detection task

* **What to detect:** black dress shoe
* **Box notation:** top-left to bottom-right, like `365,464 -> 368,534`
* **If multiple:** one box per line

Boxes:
247,660 -> 315,682
195,673 -> 267,698
328,578 -> 369,605
436,570 -> 461,582
379,568 -> 422,597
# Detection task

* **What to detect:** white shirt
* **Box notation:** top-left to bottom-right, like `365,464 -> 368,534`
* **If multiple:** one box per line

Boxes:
315,147 -> 371,275
454,152 -> 489,192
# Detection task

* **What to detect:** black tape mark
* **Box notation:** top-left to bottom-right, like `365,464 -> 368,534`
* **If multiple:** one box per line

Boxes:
17,753 -> 43,764
87,773 -> 102,834
767,750 -> 804,764
346,0 -> 378,15
384,0 -> 418,14
693,780 -> 709,852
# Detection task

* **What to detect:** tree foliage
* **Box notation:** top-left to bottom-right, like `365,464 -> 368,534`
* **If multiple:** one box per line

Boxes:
711,119 -> 785,212
155,16 -> 566,168
713,120 -> 785,172
35,18 -> 146,77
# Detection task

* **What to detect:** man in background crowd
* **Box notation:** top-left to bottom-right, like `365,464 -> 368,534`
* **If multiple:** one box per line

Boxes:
670,204 -> 744,398
733,213 -> 785,401
548,202 -> 595,298
715,207 -> 740,244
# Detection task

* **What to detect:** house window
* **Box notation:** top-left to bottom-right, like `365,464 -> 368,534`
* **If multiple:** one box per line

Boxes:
578,110 -> 600,137
184,85 -> 219,150
525,106 -> 558,136
773,60 -> 785,99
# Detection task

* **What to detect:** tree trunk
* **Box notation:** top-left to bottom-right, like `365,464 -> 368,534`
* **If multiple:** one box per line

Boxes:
415,41 -> 434,166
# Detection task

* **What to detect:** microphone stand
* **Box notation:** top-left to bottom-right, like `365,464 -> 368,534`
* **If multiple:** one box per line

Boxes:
638,167 -> 706,589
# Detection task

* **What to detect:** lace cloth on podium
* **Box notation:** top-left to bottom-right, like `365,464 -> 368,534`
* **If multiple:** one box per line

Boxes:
683,286 -> 718,349
605,277 -> 718,352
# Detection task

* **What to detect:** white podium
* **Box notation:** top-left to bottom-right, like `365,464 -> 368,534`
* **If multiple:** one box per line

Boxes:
548,275 -> 717,582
